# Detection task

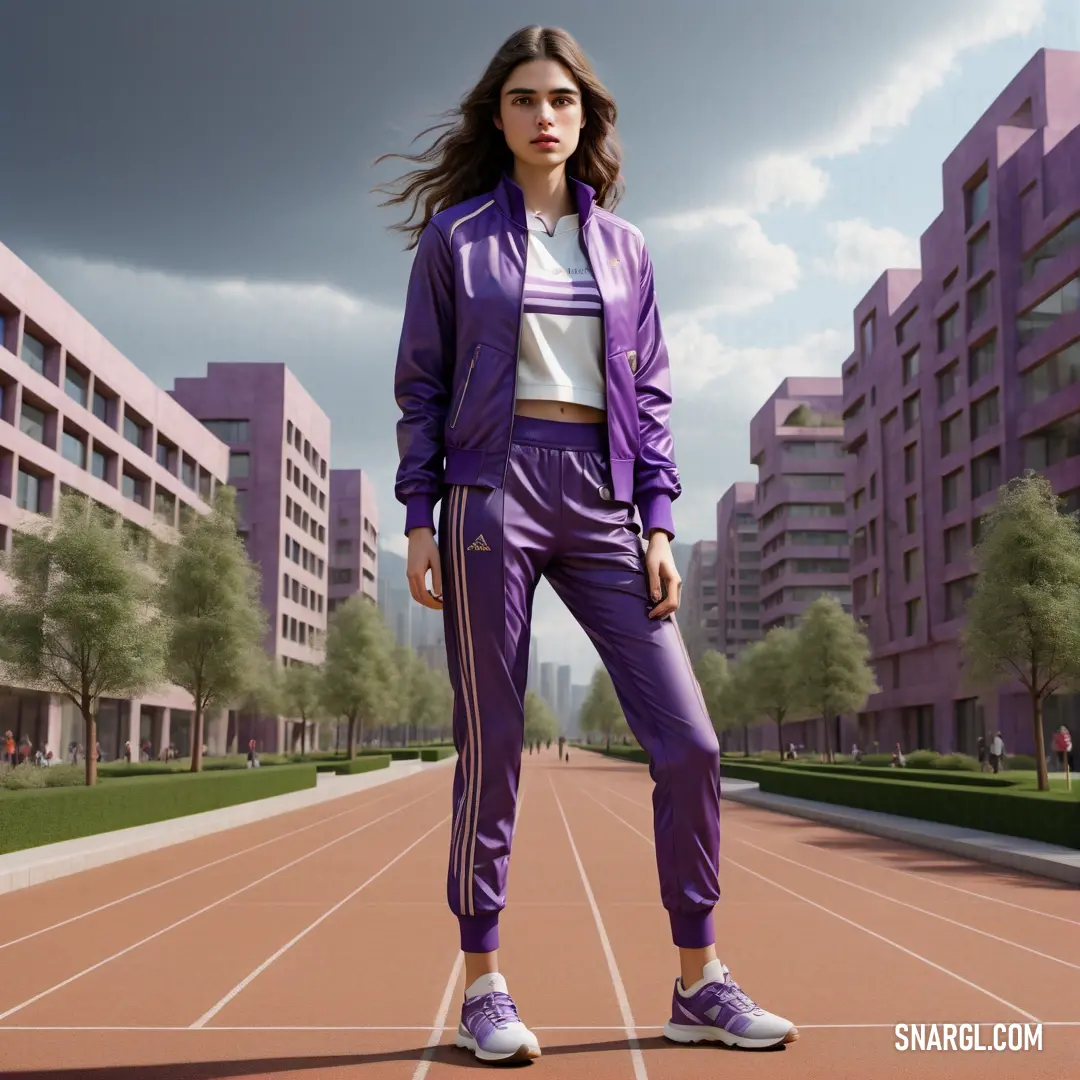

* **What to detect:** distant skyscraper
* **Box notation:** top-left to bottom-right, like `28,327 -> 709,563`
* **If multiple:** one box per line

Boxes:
683,540 -> 718,663
715,482 -> 760,660
327,468 -> 379,611
540,662 -> 557,712
556,664 -> 572,725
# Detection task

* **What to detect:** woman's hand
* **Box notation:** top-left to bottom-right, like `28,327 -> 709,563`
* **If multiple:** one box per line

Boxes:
644,530 -> 680,619
406,528 -> 443,610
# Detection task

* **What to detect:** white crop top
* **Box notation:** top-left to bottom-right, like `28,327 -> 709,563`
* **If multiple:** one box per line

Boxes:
515,212 -> 606,410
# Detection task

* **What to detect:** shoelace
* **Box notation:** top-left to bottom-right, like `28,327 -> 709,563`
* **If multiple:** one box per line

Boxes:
701,978 -> 760,1015
479,991 -> 521,1029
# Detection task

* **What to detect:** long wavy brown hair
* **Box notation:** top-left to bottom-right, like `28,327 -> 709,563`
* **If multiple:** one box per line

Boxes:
373,25 -> 624,248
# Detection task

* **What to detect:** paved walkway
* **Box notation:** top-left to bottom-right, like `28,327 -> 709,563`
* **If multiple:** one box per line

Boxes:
0,756 -> 457,896
720,778 -> 1080,886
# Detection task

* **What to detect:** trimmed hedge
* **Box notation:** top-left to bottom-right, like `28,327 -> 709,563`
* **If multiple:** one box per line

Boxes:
0,763 -> 317,855
420,747 -> 457,762
330,755 -> 391,775
357,749 -> 421,761
761,761 -> 1016,788
718,761 -> 1080,850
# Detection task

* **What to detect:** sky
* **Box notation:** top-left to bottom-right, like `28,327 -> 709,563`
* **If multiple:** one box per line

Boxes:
1,0 -> 1078,684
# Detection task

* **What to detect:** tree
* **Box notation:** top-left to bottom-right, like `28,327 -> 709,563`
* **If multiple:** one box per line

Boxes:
282,661 -> 325,755
524,690 -> 559,747
159,485 -> 268,771
580,665 -> 627,749
0,492 -> 169,785
719,657 -> 760,755
793,596 -> 878,763
320,595 -> 396,758
693,650 -> 729,733
961,471 -> 1080,792
741,628 -> 806,756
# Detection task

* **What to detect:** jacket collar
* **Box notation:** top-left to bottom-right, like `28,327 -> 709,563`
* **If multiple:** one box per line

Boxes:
493,171 -> 596,230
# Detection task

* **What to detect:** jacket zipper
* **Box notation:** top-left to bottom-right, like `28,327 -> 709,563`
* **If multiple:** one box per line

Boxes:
449,346 -> 479,428
502,239 -> 528,486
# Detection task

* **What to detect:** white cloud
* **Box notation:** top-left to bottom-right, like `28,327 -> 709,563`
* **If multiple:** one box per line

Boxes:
813,0 -> 1046,158
814,218 -> 921,285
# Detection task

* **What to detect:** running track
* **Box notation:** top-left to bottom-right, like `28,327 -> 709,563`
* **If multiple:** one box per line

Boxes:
0,748 -> 1076,1078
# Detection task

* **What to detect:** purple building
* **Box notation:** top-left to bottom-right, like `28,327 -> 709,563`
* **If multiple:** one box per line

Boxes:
683,540 -> 719,663
841,48 -> 1080,759
714,481 -> 760,661
328,468 -> 379,613
170,363 -> 331,752
0,239 -> 230,762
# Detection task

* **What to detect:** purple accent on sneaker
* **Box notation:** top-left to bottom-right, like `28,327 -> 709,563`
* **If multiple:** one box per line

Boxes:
671,975 -> 768,1036
460,990 -> 524,1046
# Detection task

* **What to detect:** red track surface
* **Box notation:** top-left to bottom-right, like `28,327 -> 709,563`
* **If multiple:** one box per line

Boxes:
0,748 -> 1076,1078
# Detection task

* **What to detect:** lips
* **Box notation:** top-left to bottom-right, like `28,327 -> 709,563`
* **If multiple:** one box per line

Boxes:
532,136 -> 558,145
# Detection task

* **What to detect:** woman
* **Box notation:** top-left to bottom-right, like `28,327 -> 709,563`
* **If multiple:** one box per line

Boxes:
378,25 -> 797,1064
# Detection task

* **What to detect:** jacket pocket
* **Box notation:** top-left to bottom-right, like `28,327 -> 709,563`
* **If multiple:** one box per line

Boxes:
449,346 -> 479,429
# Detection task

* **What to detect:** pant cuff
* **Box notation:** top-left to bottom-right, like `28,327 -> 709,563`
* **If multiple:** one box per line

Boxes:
670,909 -> 715,949
458,912 -> 500,953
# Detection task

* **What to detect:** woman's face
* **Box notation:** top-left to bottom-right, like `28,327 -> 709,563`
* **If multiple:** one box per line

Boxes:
495,58 -> 585,171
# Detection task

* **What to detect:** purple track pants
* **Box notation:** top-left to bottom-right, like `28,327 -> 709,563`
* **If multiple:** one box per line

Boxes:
437,416 -> 721,955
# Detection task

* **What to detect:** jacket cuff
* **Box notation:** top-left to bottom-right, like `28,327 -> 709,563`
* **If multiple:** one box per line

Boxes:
638,492 -> 675,540
404,494 -> 438,536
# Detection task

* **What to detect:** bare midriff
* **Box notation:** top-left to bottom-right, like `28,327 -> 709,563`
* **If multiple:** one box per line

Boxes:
514,399 -> 606,423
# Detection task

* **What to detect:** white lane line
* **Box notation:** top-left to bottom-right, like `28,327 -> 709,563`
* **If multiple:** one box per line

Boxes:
0,791 -> 436,1022
724,835 -> 1080,972
0,785 -> 414,954
411,950 -> 464,1080
550,776 -> 647,1080
725,812 -> 1080,928
582,788 -> 1042,1025
603,781 -> 1080,928
191,815 -> 450,1028
3,1022 -> 1080,1032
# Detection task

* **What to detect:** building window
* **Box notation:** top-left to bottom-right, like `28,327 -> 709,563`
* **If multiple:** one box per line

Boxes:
1020,338 -> 1080,406
91,449 -> 107,481
905,495 -> 918,535
942,469 -> 962,514
91,391 -> 109,425
228,452 -> 250,479
203,419 -> 250,443
64,366 -> 88,407
944,523 -> 966,564
19,401 -> 46,443
971,449 -> 1000,500
965,174 -> 989,230
896,309 -> 916,345
62,431 -> 87,469
905,597 -> 921,637
861,312 -> 875,357
181,457 -> 196,489
902,348 -> 919,386
121,471 -> 147,507
1022,416 -> 1080,470
940,411 -> 964,457
937,362 -> 959,405
903,548 -> 921,583
16,468 -> 42,512
968,335 -> 996,384
967,275 -> 992,328
967,226 -> 991,279
970,390 -> 999,440
937,307 -> 960,352
904,443 -> 917,483
902,393 -> 920,432
945,576 -> 975,621
20,332 -> 46,375
123,413 -> 145,451
1021,213 -> 1080,283
1017,274 -> 1080,347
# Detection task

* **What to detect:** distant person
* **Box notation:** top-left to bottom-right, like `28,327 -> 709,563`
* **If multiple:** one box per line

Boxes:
989,731 -> 1004,773
3,730 -> 15,766
246,739 -> 260,768
381,23 -> 795,1064
1052,726 -> 1072,774
891,743 -> 906,768
558,735 -> 565,760
977,735 -> 987,772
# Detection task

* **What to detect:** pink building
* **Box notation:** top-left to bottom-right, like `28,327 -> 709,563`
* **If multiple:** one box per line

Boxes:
328,468 -> 379,613
170,363 -> 331,752
714,481 -> 760,661
0,239 -> 230,762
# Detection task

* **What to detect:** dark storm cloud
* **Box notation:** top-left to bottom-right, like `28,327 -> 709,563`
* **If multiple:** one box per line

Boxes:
1,0 -> 994,302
